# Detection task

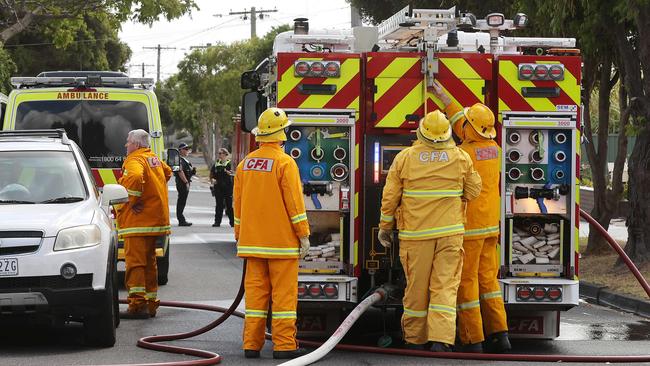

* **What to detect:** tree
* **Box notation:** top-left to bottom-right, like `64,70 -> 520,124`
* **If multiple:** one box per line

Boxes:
163,25 -> 290,167
0,44 -> 16,93
5,13 -> 131,76
0,0 -> 197,43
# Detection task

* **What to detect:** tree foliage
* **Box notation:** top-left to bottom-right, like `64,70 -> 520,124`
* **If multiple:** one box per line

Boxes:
158,25 -> 290,166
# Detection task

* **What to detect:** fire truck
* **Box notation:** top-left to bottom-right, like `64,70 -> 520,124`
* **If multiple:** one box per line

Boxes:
238,6 -> 581,339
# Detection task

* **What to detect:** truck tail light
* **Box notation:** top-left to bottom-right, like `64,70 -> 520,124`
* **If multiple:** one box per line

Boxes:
516,286 -> 532,301
309,284 -> 322,297
297,283 -> 308,298
325,62 -> 340,77
323,284 -> 339,298
547,286 -> 562,301
534,65 -> 548,79
549,65 -> 564,80
309,62 -> 325,77
519,64 -> 534,80
533,286 -> 547,300
295,61 -> 310,77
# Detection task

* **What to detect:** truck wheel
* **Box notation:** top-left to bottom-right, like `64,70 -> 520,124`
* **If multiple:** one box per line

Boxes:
85,271 -> 117,347
157,247 -> 170,285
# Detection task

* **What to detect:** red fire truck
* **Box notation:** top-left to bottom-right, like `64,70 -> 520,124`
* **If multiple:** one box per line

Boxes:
237,6 -> 581,339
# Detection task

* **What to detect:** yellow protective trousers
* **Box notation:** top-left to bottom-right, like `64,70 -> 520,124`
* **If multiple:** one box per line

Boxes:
124,236 -> 159,314
399,235 -> 464,345
457,235 -> 508,344
243,258 -> 298,351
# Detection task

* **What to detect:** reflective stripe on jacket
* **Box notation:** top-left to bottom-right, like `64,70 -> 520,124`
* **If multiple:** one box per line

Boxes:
117,148 -> 172,238
447,102 -> 500,239
233,143 -> 310,259
379,140 -> 482,240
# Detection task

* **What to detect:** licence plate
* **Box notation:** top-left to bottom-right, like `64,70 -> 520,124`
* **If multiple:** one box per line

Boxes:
0,258 -> 18,276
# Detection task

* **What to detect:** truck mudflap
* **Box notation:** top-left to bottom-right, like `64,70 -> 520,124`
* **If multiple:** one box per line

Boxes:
507,310 -> 560,339
297,275 -> 357,303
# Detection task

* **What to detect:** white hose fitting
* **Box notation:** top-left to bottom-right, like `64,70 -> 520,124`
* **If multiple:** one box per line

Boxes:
277,290 -> 385,366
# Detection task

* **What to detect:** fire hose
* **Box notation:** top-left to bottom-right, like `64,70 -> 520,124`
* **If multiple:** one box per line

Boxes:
109,208 -> 650,365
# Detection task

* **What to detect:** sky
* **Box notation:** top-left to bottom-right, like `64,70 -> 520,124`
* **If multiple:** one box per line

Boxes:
119,0 -> 355,81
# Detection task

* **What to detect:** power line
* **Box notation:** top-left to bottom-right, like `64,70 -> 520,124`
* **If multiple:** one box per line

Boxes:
128,62 -> 155,77
229,7 -> 278,39
142,44 -> 176,83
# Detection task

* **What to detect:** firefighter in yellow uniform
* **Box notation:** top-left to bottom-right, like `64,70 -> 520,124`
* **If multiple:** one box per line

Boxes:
378,110 -> 482,352
233,107 -> 310,360
118,129 -> 172,319
432,80 -> 511,353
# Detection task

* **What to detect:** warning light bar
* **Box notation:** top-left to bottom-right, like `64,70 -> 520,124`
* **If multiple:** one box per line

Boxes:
373,142 -> 380,183
11,76 -> 155,88
518,63 -> 564,81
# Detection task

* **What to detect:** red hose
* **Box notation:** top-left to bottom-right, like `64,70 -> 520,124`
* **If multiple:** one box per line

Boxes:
105,215 -> 650,365
579,208 -> 650,299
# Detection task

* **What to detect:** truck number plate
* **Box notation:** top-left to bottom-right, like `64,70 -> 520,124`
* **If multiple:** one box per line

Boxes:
0,258 -> 18,276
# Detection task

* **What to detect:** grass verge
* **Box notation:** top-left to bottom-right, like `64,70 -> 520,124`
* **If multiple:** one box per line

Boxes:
579,237 -> 650,300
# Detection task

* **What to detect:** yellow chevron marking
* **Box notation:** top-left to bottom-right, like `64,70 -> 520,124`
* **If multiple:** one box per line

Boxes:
299,58 -> 360,109
347,96 -> 359,110
376,80 -> 423,128
277,57 -> 323,103
536,60 -> 580,105
501,61 -> 555,111
353,240 -> 358,266
498,98 -> 511,112
354,192 -> 359,219
440,58 -> 481,79
99,169 -> 118,184
374,57 -> 419,101
355,143 -> 359,171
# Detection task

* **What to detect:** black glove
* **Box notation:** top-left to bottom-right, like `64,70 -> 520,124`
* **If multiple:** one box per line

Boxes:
209,186 -> 215,197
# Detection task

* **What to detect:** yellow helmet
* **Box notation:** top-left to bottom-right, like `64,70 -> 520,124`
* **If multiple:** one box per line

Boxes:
464,103 -> 496,139
253,107 -> 292,142
417,110 -> 451,143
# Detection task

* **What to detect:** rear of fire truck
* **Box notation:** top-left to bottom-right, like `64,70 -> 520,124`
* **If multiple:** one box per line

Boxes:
240,6 -> 581,339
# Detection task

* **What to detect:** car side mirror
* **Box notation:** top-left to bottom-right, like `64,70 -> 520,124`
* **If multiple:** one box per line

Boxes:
241,70 -> 260,90
241,91 -> 267,133
166,148 -> 181,172
102,184 -> 128,208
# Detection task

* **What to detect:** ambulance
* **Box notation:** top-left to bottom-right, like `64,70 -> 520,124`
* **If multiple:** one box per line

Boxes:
239,6 -> 581,339
2,71 -> 172,284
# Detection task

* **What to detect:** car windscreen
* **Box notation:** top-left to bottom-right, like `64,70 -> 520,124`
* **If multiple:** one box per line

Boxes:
14,100 -> 149,169
0,151 -> 86,204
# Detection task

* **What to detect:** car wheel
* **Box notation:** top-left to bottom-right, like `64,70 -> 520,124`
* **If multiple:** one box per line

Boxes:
85,270 -> 117,347
157,246 -> 170,286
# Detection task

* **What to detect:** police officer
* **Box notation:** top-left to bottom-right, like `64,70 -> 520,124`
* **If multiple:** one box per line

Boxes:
234,107 -> 310,360
432,80 -> 511,353
118,129 -> 172,318
210,147 -> 234,227
378,110 -> 482,352
175,142 -> 195,226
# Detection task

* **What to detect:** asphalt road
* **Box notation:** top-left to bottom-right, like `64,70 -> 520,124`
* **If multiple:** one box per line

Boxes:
1,184 -> 650,366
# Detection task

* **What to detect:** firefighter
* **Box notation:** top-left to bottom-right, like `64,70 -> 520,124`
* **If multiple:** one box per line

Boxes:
431,80 -> 511,353
233,107 -> 310,360
210,147 -> 234,227
378,110 -> 482,352
175,142 -> 194,226
118,129 -> 172,318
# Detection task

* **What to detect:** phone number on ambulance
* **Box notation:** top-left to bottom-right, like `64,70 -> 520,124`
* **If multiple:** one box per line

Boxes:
57,92 -> 109,100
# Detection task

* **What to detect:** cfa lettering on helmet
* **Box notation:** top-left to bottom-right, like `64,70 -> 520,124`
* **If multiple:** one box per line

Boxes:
243,158 -> 274,172
419,151 -> 449,163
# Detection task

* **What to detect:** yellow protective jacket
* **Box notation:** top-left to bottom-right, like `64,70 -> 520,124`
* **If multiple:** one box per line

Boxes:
233,143 -> 310,259
447,102 -> 501,239
117,147 -> 172,238
379,139 -> 482,240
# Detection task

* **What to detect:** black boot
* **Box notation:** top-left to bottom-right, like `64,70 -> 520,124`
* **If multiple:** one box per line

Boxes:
483,331 -> 511,353
402,342 -> 426,350
244,349 -> 260,358
429,342 -> 452,352
456,342 -> 483,353
273,348 -> 309,359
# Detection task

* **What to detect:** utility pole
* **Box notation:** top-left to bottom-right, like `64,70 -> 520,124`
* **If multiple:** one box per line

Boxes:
229,7 -> 277,39
143,44 -> 176,83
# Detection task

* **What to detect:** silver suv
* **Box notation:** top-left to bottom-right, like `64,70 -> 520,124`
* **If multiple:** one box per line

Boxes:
0,129 -> 127,347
